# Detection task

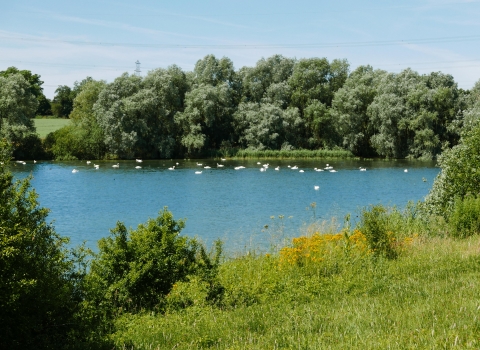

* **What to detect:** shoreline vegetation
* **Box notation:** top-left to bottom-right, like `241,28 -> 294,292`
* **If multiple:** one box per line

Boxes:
4,53 -> 480,163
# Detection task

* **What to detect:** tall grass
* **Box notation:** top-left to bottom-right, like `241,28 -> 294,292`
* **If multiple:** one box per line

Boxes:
108,205 -> 480,349
207,148 -> 355,159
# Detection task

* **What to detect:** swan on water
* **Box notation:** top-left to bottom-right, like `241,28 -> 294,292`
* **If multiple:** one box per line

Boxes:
136,159 -> 142,163
291,166 -> 298,170
217,163 -> 224,167
112,163 -> 120,168
275,166 -> 280,171
221,158 -> 226,161
168,166 -> 175,170
197,163 -> 202,166
86,161 -> 91,164
34,160 -> 37,164
204,166 -> 211,169
72,169 -> 78,173
359,167 -> 366,171
260,167 -> 266,172
404,169 -> 408,173
257,162 -> 261,165
299,170 -> 304,173
314,185 -> 320,190
135,166 -> 142,169
329,169 -> 337,173
195,171 -> 202,174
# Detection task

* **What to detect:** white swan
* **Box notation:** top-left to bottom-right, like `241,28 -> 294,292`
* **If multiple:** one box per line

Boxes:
136,159 -> 142,163
291,166 -> 298,170
86,161 -> 91,164
263,164 -> 269,168
195,171 -> 202,174
135,166 -> 142,169
275,166 -> 280,171
217,163 -> 224,167
34,160 -> 37,164
260,167 -> 266,172
112,163 -> 120,168
329,169 -> 337,173
168,166 -> 175,170
359,167 -> 367,171
72,169 -> 78,173
257,162 -> 261,165
314,185 -> 320,190
221,158 -> 226,161
204,166 -> 211,169
299,170 -> 304,173
234,166 -> 245,170
197,163 -> 202,166
404,169 -> 408,173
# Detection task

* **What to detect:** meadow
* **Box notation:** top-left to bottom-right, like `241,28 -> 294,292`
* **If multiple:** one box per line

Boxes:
109,209 -> 480,349
34,118 -> 71,138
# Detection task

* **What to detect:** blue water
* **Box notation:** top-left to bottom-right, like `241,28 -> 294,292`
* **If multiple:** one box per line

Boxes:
11,159 -> 439,251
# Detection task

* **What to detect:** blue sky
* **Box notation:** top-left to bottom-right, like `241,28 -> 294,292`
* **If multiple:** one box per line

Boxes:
1,0 -> 480,98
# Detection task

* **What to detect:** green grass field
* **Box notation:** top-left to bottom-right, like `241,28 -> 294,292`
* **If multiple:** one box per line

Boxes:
34,118 -> 71,138
109,230 -> 480,349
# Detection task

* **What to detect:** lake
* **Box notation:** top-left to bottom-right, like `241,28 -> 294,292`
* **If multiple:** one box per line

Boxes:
11,159 -> 439,252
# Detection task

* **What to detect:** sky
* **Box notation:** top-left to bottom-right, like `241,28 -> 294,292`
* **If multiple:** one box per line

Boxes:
1,0 -> 480,98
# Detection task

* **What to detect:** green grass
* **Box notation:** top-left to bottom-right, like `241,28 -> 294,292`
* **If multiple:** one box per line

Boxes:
209,148 -> 356,159
109,233 -> 480,349
34,118 -> 71,138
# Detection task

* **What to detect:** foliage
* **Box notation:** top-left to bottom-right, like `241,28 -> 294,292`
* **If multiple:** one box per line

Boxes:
0,73 -> 37,131
357,205 -> 398,259
425,121 -> 480,216
448,196 -> 480,238
52,85 -> 75,118
233,102 -> 301,150
0,66 -> 51,116
175,82 -> 235,154
0,140 -> 84,349
83,207 -> 223,329
36,55 -> 474,160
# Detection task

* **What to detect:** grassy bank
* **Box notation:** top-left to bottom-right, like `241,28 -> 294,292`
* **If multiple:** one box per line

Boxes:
34,118 -> 71,138
209,148 -> 355,159
109,227 -> 480,349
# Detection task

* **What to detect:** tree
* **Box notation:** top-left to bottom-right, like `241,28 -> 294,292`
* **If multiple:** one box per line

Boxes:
289,58 -> 349,113
331,65 -> 384,157
193,54 -> 237,87
175,83 -> 235,154
425,122 -> 480,216
93,73 -> 142,158
233,102 -> 302,150
0,140 -> 83,348
52,85 -> 74,118
239,55 -> 295,103
0,66 -> 51,116
0,74 -> 37,131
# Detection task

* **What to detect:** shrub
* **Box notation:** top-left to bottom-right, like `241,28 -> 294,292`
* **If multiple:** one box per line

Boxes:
357,205 -> 397,259
0,140 -> 85,349
83,208 -> 223,324
448,196 -> 480,238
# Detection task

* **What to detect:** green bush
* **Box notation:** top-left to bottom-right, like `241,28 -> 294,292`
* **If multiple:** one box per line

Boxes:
0,140 -> 87,349
448,196 -> 480,238
83,208 -> 223,324
357,205 -> 397,259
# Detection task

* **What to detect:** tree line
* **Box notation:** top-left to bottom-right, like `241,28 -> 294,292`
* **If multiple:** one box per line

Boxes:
2,54 -> 480,160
